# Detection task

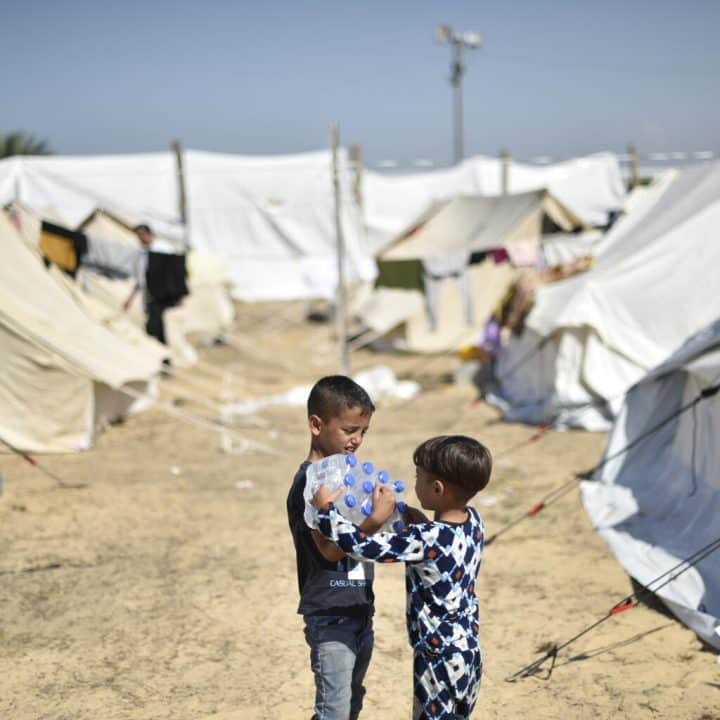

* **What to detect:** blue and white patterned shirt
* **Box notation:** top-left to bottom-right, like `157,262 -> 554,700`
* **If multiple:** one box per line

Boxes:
317,505 -> 484,656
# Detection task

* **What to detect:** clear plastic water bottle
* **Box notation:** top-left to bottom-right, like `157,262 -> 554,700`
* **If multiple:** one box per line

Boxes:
304,453 -> 407,533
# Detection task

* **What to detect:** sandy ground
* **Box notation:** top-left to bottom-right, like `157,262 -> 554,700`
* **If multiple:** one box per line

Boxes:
1,301 -> 719,720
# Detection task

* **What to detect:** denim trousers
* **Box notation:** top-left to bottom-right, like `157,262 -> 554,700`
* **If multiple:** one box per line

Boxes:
303,614 -> 374,720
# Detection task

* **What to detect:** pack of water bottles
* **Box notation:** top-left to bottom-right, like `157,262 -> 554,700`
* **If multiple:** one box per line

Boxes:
304,453 -> 407,534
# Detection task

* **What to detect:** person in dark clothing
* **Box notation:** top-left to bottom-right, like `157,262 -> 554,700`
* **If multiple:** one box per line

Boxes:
286,375 -> 380,720
124,223 -> 187,346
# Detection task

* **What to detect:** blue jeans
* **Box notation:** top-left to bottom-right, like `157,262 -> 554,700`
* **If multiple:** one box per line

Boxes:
304,614 -> 374,720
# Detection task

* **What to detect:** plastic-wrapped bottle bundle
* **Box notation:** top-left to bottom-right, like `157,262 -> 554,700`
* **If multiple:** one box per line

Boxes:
304,453 -> 407,533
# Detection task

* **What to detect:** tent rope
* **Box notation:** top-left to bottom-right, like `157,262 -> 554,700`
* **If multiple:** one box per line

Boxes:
0,436 -> 86,490
505,534 -> 720,682
117,384 -> 277,456
488,385 -> 632,462
484,475 -> 577,547
485,381 -> 720,546
493,424 -> 551,461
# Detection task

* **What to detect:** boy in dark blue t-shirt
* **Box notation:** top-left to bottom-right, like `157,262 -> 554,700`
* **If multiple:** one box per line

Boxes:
287,375 -> 383,720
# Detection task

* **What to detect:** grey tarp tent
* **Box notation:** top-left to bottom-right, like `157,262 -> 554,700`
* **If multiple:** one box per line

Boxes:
582,318 -> 720,649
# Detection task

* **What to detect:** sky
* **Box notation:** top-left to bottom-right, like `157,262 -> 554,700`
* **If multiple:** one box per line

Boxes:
2,0 -> 719,167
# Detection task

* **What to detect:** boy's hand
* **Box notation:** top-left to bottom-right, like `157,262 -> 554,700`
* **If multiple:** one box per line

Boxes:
370,484 -> 396,524
403,505 -> 430,524
312,485 -> 343,511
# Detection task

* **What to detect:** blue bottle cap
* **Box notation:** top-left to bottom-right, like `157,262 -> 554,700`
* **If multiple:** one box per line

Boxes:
344,494 -> 357,508
393,480 -> 405,493
362,461 -> 374,474
392,520 -> 405,533
343,474 -> 355,487
397,501 -> 408,514
362,480 -> 374,494
377,471 -> 389,484
345,454 -> 358,468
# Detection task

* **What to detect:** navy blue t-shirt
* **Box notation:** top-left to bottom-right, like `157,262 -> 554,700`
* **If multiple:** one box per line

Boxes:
286,461 -> 374,616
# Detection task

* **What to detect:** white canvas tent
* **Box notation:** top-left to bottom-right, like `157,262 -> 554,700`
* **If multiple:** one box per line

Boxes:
0,149 -> 374,301
487,162 -> 720,430
0,153 -> 180,230
6,205 -> 236,368
79,210 -> 235,366
363,152 -> 625,252
184,150 -> 375,301
0,212 -> 163,452
380,190 -> 584,261
582,318 -> 720,649
354,190 -> 586,353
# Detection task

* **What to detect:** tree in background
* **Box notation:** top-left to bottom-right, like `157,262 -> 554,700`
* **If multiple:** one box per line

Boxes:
0,131 -> 53,159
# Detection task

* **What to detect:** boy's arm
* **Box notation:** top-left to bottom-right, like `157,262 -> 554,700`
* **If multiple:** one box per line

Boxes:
314,486 -> 426,564
403,505 -> 430,524
311,514 -> 389,562
317,507 -> 426,564
311,530 -> 346,562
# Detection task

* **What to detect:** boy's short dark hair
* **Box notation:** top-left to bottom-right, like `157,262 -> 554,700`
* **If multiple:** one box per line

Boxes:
307,375 -> 375,421
413,435 -> 492,500
134,223 -> 153,235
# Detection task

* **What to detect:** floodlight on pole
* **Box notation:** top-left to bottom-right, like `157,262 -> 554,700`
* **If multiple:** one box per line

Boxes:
435,24 -> 482,165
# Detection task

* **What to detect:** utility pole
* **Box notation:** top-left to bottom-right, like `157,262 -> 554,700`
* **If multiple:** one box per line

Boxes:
436,25 -> 482,165
349,143 -> 364,212
330,125 -> 349,374
501,148 -> 511,195
171,139 -> 189,249
627,144 -> 639,190
452,40 -> 464,165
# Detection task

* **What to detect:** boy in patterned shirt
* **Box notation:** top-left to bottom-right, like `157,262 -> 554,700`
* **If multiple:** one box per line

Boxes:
312,435 -> 491,720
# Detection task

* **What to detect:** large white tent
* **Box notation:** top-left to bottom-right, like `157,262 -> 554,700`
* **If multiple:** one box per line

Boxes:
184,150 -> 374,301
487,162 -> 720,430
0,212 -> 162,453
582,319 -> 720,649
0,150 -> 625,301
363,152 -> 625,252
0,150 -> 374,301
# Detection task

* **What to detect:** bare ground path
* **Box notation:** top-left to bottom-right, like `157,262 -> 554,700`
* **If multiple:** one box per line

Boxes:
1,302 -> 718,719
